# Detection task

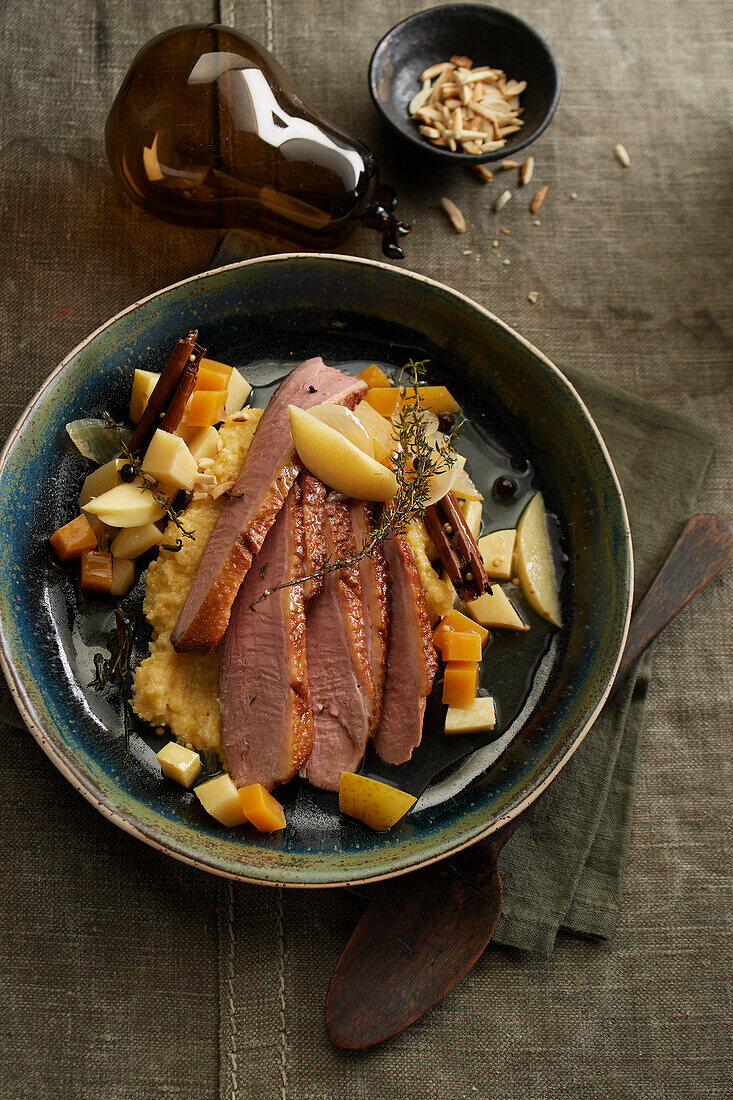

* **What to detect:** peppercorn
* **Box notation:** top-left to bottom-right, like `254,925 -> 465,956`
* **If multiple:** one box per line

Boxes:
119,463 -> 136,483
494,476 -> 518,500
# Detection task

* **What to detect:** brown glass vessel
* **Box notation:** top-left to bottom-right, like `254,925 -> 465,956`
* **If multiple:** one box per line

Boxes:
106,23 -> 409,257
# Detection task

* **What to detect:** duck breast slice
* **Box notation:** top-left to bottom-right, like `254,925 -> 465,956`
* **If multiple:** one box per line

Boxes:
172,358 -> 366,652
373,532 -> 437,765
300,498 -> 375,791
219,483 -> 312,790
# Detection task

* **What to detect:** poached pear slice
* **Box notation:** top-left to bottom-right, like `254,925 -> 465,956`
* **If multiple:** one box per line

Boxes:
515,492 -> 562,627
288,405 -> 397,501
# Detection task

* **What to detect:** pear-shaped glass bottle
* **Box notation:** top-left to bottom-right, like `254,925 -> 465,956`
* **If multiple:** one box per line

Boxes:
106,23 -> 409,257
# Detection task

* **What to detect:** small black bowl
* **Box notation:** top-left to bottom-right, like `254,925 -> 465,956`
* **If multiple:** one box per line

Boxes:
369,4 -> 561,165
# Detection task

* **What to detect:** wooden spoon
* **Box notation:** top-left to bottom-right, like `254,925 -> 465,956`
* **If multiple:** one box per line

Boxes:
326,513 -> 733,1049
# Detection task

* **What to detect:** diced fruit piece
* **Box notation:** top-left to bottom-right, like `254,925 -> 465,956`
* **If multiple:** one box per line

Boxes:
196,358 -> 252,414
110,522 -> 165,559
238,784 -> 287,832
49,514 -> 98,561
289,406 -> 398,501
197,357 -> 232,384
466,587 -> 527,631
156,742 -> 202,788
225,368 -> 252,415
442,661 -> 479,706
478,529 -> 517,581
440,630 -> 482,662
78,458 -> 124,508
462,499 -> 483,540
515,493 -> 562,627
445,696 -> 497,735
353,401 -> 396,464
358,363 -> 392,388
403,385 -> 461,415
364,387 -> 400,418
83,478 -> 167,527
339,772 -> 417,831
141,428 -> 198,491
196,363 -> 232,391
185,389 -> 227,427
195,773 -> 247,827
433,608 -> 489,649
129,369 -> 159,423
110,557 -> 136,596
80,549 -> 113,594
178,425 -> 221,464
308,403 -> 374,456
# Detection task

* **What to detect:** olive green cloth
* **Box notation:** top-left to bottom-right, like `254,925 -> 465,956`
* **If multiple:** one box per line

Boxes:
2,1 -> 731,1098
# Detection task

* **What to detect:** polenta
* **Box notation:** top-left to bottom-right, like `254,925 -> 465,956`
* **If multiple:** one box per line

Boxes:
131,410 -> 262,755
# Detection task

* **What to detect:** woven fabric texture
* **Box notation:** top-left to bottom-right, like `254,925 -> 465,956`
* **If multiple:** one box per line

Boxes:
1,1 -> 730,1098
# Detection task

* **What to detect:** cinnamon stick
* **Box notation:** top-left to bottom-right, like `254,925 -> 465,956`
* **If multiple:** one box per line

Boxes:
424,490 -> 489,602
129,330 -> 205,453
160,360 -> 200,433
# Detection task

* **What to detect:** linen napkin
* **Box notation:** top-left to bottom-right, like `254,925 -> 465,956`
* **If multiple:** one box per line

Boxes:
0,245 -> 716,956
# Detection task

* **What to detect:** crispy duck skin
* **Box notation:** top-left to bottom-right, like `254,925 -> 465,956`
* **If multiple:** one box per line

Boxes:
219,484 -> 312,790
349,500 -> 391,734
373,532 -> 438,765
299,472 -> 328,603
300,498 -> 375,791
171,358 -> 367,653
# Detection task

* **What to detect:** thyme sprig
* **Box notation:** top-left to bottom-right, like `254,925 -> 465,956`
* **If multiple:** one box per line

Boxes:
247,359 -> 460,611
103,412 -> 195,543
89,606 -> 134,754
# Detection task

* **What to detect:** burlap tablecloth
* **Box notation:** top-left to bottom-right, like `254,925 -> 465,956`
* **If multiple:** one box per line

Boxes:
1,2 -> 730,1097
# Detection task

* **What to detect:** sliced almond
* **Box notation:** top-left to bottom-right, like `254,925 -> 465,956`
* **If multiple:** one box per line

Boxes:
493,189 -> 512,212
420,61 -> 453,81
614,143 -> 631,167
408,84 -> 433,115
530,184 -> 549,213
211,480 -> 236,500
472,164 -> 494,182
440,197 -> 467,233
520,156 -> 535,185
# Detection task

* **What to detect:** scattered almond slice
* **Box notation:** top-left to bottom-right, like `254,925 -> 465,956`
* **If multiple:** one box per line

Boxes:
530,185 -> 549,213
441,196 -> 467,233
614,143 -> 631,167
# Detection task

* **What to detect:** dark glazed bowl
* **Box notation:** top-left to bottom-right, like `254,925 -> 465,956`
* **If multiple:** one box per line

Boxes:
369,4 -> 561,164
0,255 -> 631,887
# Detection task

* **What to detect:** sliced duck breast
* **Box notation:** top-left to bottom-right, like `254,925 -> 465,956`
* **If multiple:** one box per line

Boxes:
300,498 -> 375,791
299,472 -> 328,603
219,483 -> 312,790
373,532 -> 438,765
172,358 -> 366,652
348,500 -> 390,734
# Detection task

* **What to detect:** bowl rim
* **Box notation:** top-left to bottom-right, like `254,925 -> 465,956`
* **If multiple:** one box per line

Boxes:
368,3 -> 562,164
0,252 -> 632,887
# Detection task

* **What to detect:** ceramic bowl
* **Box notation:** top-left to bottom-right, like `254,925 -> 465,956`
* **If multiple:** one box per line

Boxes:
369,4 -> 561,164
0,254 -> 631,886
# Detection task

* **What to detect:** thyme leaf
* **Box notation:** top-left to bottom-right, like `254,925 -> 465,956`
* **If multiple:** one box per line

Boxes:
89,606 -> 134,755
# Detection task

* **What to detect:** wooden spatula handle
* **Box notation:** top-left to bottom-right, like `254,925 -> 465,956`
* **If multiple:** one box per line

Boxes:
326,819 -> 520,1049
613,514 -> 733,687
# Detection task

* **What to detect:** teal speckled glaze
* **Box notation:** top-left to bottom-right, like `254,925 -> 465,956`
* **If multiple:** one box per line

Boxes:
0,255 -> 632,886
